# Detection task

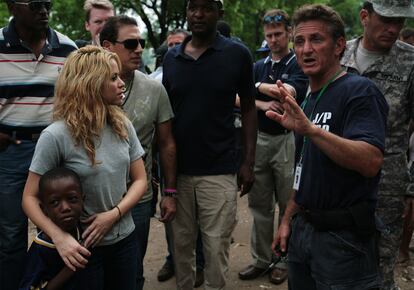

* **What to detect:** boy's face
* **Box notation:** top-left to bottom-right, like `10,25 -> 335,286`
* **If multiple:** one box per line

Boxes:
42,177 -> 83,233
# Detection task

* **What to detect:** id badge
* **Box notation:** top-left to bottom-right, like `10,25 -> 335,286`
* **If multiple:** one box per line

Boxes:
293,163 -> 302,191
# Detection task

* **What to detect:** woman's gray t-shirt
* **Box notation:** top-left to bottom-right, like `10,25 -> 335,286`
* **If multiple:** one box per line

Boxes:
30,119 -> 144,246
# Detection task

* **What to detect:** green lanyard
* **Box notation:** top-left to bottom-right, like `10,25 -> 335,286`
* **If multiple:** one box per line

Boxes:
298,69 -> 344,163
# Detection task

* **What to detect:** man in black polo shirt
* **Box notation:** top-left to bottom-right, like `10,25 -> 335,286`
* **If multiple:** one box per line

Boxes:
267,4 -> 387,289
162,0 -> 257,289
239,9 -> 307,285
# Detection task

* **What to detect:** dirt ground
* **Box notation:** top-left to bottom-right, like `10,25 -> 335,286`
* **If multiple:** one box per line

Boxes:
142,197 -> 414,290
28,196 -> 414,290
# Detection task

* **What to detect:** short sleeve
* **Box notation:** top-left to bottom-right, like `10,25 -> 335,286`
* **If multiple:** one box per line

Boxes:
126,119 -> 145,162
18,244 -> 47,290
237,47 -> 255,100
156,85 -> 174,124
342,86 -> 389,152
29,130 -> 62,175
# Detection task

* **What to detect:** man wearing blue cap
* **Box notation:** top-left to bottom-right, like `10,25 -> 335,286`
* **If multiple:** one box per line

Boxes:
341,1 -> 414,289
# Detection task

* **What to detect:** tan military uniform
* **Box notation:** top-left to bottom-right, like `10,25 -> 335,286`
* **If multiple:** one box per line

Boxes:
341,37 -> 414,290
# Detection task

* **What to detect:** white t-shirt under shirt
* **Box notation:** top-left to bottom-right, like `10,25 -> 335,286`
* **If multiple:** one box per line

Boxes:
30,119 -> 145,246
356,43 -> 384,73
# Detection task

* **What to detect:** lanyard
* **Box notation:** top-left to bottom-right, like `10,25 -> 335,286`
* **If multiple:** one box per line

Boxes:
298,69 -> 343,163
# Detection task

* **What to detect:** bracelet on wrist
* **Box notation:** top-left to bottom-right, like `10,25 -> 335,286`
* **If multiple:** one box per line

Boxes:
164,188 -> 177,193
114,205 -> 122,221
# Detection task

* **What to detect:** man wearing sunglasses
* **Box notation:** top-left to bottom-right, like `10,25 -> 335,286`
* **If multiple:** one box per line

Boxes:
0,1 -> 77,289
239,9 -> 307,285
341,1 -> 414,290
100,15 -> 177,290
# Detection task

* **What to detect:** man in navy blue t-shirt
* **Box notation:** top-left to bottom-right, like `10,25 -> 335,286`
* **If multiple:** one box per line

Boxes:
267,4 -> 388,290
162,0 -> 257,289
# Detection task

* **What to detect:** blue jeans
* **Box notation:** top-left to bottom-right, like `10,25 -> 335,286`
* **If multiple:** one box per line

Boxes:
131,200 -> 153,290
0,141 -> 35,290
288,214 -> 381,290
83,230 -> 139,289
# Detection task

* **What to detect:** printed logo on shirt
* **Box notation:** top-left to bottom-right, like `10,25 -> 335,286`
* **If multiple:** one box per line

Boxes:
312,112 -> 331,131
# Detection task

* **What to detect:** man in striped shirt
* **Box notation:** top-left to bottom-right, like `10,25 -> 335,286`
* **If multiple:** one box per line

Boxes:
0,1 -> 77,289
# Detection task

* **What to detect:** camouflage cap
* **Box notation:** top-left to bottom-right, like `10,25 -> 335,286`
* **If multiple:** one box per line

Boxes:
368,0 -> 414,18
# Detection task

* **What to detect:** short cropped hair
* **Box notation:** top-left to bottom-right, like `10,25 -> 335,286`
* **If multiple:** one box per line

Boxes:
84,0 -> 114,22
293,4 -> 345,41
38,168 -> 82,202
100,15 -> 138,44
167,28 -> 190,38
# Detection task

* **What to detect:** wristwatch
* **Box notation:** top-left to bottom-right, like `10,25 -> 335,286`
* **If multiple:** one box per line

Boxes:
163,189 -> 177,198
164,192 -> 177,198
255,82 -> 262,89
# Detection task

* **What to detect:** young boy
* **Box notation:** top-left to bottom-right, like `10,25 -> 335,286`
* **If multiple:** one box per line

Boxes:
19,167 -> 86,290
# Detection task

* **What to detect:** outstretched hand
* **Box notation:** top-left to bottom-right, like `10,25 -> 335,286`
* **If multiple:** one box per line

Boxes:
265,81 -> 314,136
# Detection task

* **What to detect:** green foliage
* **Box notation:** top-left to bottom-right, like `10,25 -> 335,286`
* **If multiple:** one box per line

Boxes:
49,0 -> 86,41
0,0 -> 408,53
0,2 -> 10,27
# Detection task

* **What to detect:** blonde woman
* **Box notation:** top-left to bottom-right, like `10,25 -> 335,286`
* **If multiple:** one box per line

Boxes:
22,46 -> 147,289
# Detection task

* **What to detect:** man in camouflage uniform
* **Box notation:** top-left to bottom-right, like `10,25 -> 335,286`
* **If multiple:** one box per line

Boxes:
341,1 -> 414,289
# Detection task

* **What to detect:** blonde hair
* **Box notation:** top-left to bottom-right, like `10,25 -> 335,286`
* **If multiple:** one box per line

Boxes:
84,0 -> 114,22
53,45 -> 127,166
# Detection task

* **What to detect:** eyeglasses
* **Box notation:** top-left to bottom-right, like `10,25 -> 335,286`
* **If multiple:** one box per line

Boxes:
263,15 -> 289,26
12,0 -> 52,11
114,38 -> 146,50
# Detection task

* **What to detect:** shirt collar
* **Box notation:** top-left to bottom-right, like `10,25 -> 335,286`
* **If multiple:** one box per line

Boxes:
264,49 -> 295,65
3,18 -> 60,49
174,32 -> 225,59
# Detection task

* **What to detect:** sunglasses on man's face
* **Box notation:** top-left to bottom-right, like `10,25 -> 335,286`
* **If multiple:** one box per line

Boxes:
13,0 -> 52,11
114,38 -> 146,50
263,15 -> 287,25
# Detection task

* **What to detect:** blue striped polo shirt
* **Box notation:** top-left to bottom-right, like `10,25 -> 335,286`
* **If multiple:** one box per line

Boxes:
0,18 -> 77,131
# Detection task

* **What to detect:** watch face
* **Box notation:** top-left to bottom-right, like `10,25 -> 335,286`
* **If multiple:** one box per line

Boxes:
255,82 -> 261,88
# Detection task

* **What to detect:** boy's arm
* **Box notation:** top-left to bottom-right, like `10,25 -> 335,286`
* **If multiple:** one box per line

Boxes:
44,266 -> 75,290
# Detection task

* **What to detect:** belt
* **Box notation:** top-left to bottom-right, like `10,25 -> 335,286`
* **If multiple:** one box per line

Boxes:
299,201 -> 376,235
0,126 -> 44,141
259,129 -> 290,136
299,207 -> 354,231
